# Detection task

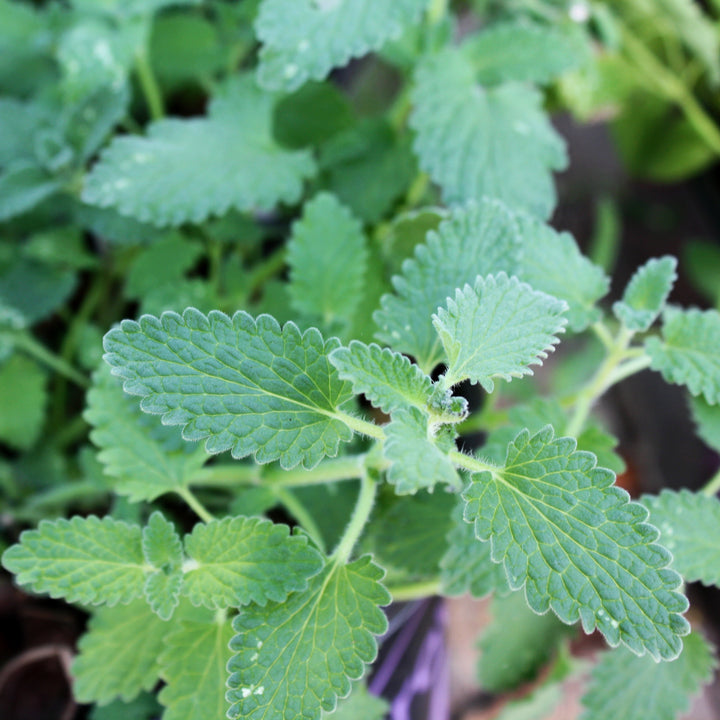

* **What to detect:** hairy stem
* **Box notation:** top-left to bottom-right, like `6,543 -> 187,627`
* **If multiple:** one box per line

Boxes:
332,472 -> 377,564
13,333 -> 89,388
336,411 -> 386,440
272,487 -> 327,554
134,47 -> 164,121
177,487 -> 215,523
702,467 -> 720,497
387,579 -> 441,602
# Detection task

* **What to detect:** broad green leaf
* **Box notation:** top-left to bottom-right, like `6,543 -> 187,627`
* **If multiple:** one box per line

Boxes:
0,98 -> 54,166
613,256 -> 677,332
255,0 -> 427,91
287,193 -> 367,326
0,162 -> 61,221
642,489 -> 720,587
329,341 -> 433,414
374,199 -> 521,372
227,556 -> 390,720
581,632 -> 716,720
83,75 -> 316,226
142,512 -> 183,620
89,692 -> 161,720
384,407 -> 460,494
103,308 -> 354,469
72,600 -> 168,705
463,20 -> 588,86
515,214 -> 609,332
85,366 -> 208,502
441,504 -> 510,598
70,0 -> 199,19
689,394 -> 720,452
158,609 -> 234,720
410,48 -> 567,219
646,307 -> 720,404
478,590 -> 575,692
322,682 -> 388,720
182,516 -> 323,608
463,426 -> 689,660
434,273 -> 567,390
1,516 -> 146,606
0,355 -> 46,450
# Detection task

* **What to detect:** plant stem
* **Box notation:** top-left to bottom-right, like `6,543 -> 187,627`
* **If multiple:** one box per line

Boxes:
177,488 -> 215,523
134,48 -> 164,121
702,468 -> 720,497
336,411 -> 386,440
448,449 -> 499,475
13,333 -> 89,388
272,486 -> 327,554
427,0 -> 449,25
332,472 -> 377,564
190,463 -> 261,487
263,455 -> 365,487
387,579 -> 441,602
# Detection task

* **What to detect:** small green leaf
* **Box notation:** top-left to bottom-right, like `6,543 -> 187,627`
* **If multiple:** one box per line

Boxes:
384,407 -> 460,494
287,193 -> 367,326
85,366 -> 208,502
581,632 -> 717,720
255,0 -> 428,91
479,590 -> 575,692
434,273 -> 567,390
643,489 -> 720,587
463,426 -> 689,660
142,512 -> 183,620
322,682 -> 388,720
182,516 -> 323,608
329,341 -> 433,414
374,199 -> 521,372
72,600 -> 169,705
83,75 -> 316,226
689,394 -> 720,452
0,354 -> 46,450
646,307 -> 720,404
158,608 -> 234,720
410,48 -> 566,218
613,256 -> 677,332
103,308 -> 354,469
1,516 -> 145,606
227,556 -> 390,720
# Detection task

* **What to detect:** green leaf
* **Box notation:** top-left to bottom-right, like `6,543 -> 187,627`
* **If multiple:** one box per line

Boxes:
1,516 -> 146,606
434,273 -> 567,390
516,214 -> 609,332
255,0 -> 428,91
374,199 -> 521,372
158,608 -> 234,720
646,307 -> 720,404
103,308 -> 354,469
463,426 -> 689,660
0,354 -> 46,450
329,341 -> 434,415
410,48 -> 567,219
322,682 -> 388,720
689,394 -> 720,452
0,162 -> 61,221
83,75 -> 316,226
581,632 -> 717,720
70,0 -> 199,19
142,512 -> 183,620
462,20 -> 588,86
642,489 -> 720,587
0,98 -> 54,166
182,516 -> 323,608
287,193 -> 367,326
227,556 -> 390,720
384,407 -> 460,494
441,503 -> 510,598
613,256 -> 677,332
72,600 -> 168,705
85,366 -> 208,502
90,692 -> 161,720
478,590 -> 575,692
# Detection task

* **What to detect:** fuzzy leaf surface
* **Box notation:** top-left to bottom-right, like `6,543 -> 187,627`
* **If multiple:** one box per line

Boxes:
613,256 -> 677,332
463,426 -> 689,660
384,407 -> 460,494
103,308 -> 354,469
643,489 -> 720,587
581,632 -> 716,720
182,516 -> 323,608
1,516 -> 145,606
410,49 -> 566,218
374,199 -> 521,372
85,366 -> 208,502
646,307 -> 720,403
72,600 -> 168,704
227,556 -> 390,720
287,193 -> 367,326
158,608 -> 234,720
433,273 -> 567,390
255,0 -> 427,91
329,341 -> 433,414
83,76 -> 315,226
142,512 -> 183,620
